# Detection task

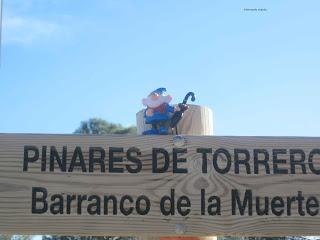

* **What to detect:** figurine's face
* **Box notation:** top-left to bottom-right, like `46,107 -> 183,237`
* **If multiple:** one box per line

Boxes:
142,92 -> 172,108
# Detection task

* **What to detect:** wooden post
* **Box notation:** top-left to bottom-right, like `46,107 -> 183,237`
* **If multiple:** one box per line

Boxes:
136,104 -> 216,240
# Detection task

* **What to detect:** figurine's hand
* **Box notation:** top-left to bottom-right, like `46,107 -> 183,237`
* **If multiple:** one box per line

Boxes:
175,104 -> 188,112
146,109 -> 154,116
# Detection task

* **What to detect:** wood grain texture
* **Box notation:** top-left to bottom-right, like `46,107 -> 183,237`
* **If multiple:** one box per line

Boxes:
136,105 -> 214,135
1,134 -> 320,236
137,104 -> 215,240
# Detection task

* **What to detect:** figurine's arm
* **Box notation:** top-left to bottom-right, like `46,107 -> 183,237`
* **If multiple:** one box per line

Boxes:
166,104 -> 175,113
146,108 -> 154,116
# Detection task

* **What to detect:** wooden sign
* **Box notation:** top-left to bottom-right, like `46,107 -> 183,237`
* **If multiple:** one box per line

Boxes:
1,133 -> 320,236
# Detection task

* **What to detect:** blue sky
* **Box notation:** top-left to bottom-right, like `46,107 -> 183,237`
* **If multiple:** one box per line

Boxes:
0,0 -> 319,136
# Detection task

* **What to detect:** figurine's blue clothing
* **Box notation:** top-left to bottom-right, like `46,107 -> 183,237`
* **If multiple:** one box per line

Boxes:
144,103 -> 174,124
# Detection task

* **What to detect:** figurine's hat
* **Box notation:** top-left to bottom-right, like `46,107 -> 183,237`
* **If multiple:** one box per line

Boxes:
151,87 -> 167,95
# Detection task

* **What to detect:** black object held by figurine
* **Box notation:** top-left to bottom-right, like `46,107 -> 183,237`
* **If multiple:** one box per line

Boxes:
170,92 -> 196,133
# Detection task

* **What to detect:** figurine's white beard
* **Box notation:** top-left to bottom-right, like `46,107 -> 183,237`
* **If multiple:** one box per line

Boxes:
142,95 -> 172,108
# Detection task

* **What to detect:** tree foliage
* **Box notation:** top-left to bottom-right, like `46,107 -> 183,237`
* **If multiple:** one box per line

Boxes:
0,236 -> 32,240
74,118 -> 136,135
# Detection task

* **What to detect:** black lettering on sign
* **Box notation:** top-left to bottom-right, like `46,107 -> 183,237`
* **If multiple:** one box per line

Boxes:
87,195 -> 101,215
89,147 -> 106,173
31,187 -> 48,214
50,146 -> 67,172
177,196 -> 191,216
272,149 -> 288,174
290,149 -> 306,174
126,147 -> 142,173
160,189 -> 191,216
232,189 -> 252,215
66,194 -> 76,214
253,149 -> 270,174
120,195 -> 134,216
173,148 -> 188,174
152,148 -> 169,173
104,195 -> 117,215
286,195 -> 296,216
296,190 -> 305,216
41,146 -> 47,172
77,195 -> 87,214
69,146 -> 86,172
109,147 -> 124,173
271,196 -> 285,216
160,189 -> 175,216
196,148 -> 212,173
50,194 -> 64,214
201,189 -> 221,216
24,146 -> 39,171
309,149 -> 320,175
135,195 -> 151,215
234,148 -> 251,174
256,196 -> 269,216
213,148 -> 231,174
306,196 -> 319,216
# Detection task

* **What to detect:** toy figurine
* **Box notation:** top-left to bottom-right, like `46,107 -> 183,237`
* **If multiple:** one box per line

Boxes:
142,88 -> 195,135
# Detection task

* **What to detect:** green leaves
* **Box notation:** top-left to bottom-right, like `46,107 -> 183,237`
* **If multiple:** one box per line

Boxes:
74,118 -> 136,135
0,236 -> 32,240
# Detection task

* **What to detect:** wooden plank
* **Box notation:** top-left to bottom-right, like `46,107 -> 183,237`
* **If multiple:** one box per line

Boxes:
1,133 -> 320,236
